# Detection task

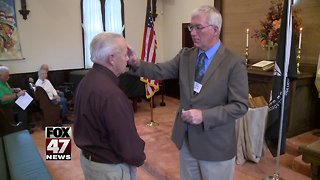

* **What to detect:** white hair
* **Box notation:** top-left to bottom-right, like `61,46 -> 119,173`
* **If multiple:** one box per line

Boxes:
0,66 -> 9,75
90,32 -> 125,63
191,5 -> 222,32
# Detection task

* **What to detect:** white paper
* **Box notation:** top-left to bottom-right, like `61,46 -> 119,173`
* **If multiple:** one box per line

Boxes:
15,92 -> 33,110
252,60 -> 274,68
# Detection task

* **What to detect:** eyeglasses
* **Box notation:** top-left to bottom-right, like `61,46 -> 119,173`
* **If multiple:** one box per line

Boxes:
187,25 -> 213,32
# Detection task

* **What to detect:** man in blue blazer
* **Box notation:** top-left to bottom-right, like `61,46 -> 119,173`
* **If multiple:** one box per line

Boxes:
129,5 -> 248,180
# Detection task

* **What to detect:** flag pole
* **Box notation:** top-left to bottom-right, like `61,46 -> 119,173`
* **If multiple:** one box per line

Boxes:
264,83 -> 287,180
146,96 -> 159,127
264,0 -> 293,179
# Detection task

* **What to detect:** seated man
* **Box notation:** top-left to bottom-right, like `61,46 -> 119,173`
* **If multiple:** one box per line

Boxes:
0,65 -> 33,133
35,69 -> 72,124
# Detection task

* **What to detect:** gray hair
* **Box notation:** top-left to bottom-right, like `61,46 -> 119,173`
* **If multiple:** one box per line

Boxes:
0,66 -> 9,75
40,64 -> 49,71
191,5 -> 222,32
90,32 -> 124,63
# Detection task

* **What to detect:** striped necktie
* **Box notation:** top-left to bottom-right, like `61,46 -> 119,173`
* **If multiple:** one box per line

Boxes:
195,52 -> 206,83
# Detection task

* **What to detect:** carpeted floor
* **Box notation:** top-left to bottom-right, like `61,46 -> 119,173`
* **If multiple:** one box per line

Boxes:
31,95 -> 311,180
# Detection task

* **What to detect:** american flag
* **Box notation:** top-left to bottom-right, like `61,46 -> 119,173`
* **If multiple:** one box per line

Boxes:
140,0 -> 159,99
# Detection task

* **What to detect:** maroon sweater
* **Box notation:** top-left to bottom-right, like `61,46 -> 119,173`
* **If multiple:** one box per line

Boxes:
73,64 -> 145,166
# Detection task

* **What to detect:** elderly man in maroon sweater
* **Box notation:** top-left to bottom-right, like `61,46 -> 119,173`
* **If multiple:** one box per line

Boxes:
73,32 -> 145,180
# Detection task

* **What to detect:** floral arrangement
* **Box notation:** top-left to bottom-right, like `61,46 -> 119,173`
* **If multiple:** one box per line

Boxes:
252,0 -> 303,49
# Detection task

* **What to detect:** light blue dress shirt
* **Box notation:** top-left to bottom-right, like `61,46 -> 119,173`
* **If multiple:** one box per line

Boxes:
197,40 -> 221,73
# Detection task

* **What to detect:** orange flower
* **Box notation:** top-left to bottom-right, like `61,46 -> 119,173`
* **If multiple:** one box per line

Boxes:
251,0 -> 303,49
272,20 -> 281,30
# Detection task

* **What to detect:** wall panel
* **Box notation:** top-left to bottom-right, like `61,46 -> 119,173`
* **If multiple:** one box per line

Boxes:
222,0 -> 320,65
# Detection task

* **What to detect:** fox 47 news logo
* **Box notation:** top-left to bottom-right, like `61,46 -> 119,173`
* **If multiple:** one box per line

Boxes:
45,127 -> 72,160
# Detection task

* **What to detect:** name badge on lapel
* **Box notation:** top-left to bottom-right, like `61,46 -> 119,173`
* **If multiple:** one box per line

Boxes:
193,81 -> 202,94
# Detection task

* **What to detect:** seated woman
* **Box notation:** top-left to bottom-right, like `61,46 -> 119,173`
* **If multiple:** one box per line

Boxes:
0,65 -> 32,133
39,64 -> 59,90
35,69 -> 72,124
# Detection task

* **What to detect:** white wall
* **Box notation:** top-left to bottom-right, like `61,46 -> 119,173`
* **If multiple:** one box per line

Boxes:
1,0 -> 215,73
161,0 -> 215,60
2,0 -> 83,74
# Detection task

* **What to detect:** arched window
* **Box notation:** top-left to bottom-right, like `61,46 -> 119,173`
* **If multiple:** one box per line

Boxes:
82,0 -> 124,68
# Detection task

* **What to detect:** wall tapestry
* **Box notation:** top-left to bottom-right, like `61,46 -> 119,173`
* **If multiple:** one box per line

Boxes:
0,0 -> 23,60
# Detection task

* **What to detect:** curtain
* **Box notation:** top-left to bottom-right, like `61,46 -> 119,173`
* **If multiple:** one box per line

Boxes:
82,0 -> 123,68
82,0 -> 103,68
104,0 -> 123,34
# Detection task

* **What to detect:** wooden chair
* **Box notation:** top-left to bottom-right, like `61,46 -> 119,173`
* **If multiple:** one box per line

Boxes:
0,105 -> 24,137
34,86 -> 62,128
24,81 -> 43,123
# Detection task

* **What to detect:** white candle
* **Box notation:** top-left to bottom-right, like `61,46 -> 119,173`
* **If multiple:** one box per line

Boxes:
298,27 -> 303,49
246,28 -> 249,47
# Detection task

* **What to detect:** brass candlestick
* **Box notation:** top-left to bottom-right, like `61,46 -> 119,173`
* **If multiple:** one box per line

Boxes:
296,48 -> 301,74
245,46 -> 249,64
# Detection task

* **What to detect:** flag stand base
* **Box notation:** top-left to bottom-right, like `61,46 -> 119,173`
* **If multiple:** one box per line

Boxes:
146,97 -> 159,127
263,173 -> 285,180
146,120 -> 159,127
